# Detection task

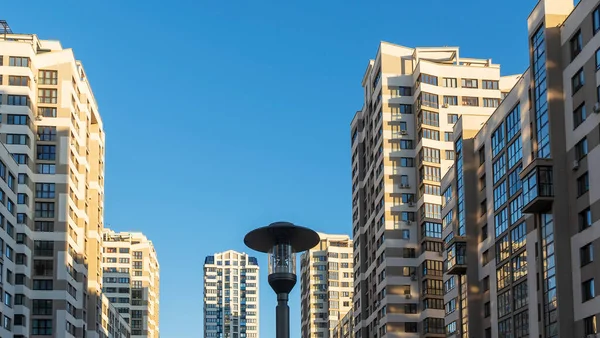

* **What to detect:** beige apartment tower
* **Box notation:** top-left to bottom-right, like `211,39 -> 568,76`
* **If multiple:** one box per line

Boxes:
300,233 -> 353,338
203,250 -> 260,338
0,22 -> 126,337
349,43 -> 520,337
440,0 -> 600,337
102,229 -> 160,338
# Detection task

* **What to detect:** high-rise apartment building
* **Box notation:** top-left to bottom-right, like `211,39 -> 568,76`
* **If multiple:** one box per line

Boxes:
203,250 -> 260,338
441,0 -> 600,337
102,230 -> 160,338
0,23 -> 122,337
350,43 -> 520,338
299,233 -> 353,338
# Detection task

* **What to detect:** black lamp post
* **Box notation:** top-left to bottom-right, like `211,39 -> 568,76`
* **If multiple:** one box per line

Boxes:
244,221 -> 320,338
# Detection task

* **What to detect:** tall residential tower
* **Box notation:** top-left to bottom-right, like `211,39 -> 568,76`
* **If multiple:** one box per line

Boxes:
350,43 -> 519,338
300,233 -> 353,338
0,23 -> 120,337
102,229 -> 160,338
203,250 -> 260,338
442,0 -> 600,337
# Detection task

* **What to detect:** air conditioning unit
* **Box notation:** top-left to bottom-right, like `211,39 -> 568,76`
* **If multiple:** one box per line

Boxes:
410,274 -> 417,281
438,251 -> 444,257
594,102 -> 600,114
400,130 -> 408,135
442,103 -> 449,108
406,220 -> 412,225
408,202 -> 415,207
405,294 -> 412,299
36,114 -> 43,121
573,160 -> 579,171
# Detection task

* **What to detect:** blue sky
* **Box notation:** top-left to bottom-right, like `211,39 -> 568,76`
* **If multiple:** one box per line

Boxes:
5,0 -> 538,337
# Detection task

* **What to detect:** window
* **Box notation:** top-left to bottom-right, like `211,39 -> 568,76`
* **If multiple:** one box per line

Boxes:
34,241 -> 54,256
37,126 -> 57,141
493,181 -> 507,210
444,132 -> 453,142
493,155 -> 506,184
12,154 -> 28,165
9,57 -> 29,67
443,78 -> 457,88
420,92 -> 438,109
395,86 -> 411,96
580,208 -> 593,231
495,208 -> 508,237
38,70 -> 58,85
496,235 -> 510,262
38,89 -> 57,104
32,319 -> 53,335
572,68 -> 585,94
498,290 -> 511,317
36,183 -> 55,198
419,74 -> 438,86
571,30 -> 583,60
576,137 -> 588,160
496,262 -> 511,290
511,222 -> 526,251
479,146 -> 486,165
483,98 -> 500,108
38,107 -> 57,118
484,302 -> 491,317
574,103 -> 587,128
35,202 -> 55,218
584,315 -> 597,335
491,123 -> 505,157
420,128 -> 440,141
482,80 -> 499,89
37,145 -> 56,160
577,172 -> 589,197
18,174 -> 28,185
462,96 -> 479,106
420,147 -> 440,163
445,150 -> 454,160
37,164 -> 56,174
419,110 -> 439,127
509,165 -> 522,196
6,134 -> 29,145
422,222 -> 442,239
7,95 -> 29,106
512,251 -> 527,280
447,114 -> 459,124
443,96 -> 458,106
596,48 -> 600,70
17,193 -> 28,205
595,5 -> 600,34
400,157 -> 414,167
507,138 -> 522,168
506,104 -> 521,140
583,279 -> 595,302
7,114 -> 28,125
33,299 -> 53,315
8,75 -> 29,86
461,78 -> 478,88
514,311 -> 529,338
581,243 -> 594,266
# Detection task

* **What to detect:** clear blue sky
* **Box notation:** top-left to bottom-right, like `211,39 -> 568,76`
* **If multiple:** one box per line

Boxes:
5,0 -> 537,337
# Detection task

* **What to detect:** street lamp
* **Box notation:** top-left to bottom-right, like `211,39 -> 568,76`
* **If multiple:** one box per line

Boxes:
244,221 -> 320,338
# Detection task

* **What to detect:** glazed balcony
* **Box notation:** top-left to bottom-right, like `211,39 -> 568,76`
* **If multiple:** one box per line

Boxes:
520,159 -> 554,213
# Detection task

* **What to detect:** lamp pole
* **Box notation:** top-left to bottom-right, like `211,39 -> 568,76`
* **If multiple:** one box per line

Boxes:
244,222 -> 320,338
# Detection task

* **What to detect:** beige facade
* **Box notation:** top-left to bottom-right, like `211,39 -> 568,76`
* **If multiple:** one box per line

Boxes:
441,0 -> 600,337
102,230 -> 160,338
0,25 -> 125,337
350,42 -> 518,338
300,233 -> 353,338
203,250 -> 259,338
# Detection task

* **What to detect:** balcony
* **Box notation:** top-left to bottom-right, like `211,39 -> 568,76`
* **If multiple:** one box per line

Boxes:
520,159 -> 554,213
445,240 -> 467,275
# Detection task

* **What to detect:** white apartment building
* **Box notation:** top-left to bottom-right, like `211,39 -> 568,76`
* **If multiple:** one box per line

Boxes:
350,42 -> 519,338
203,250 -> 259,338
102,230 -> 160,338
300,233 -> 353,338
0,21 -> 118,337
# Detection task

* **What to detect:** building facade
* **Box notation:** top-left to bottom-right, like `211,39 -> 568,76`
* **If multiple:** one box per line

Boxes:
350,42 -> 519,338
441,0 -> 600,337
0,24 -> 118,337
203,250 -> 259,338
102,230 -> 160,338
299,233 -> 353,338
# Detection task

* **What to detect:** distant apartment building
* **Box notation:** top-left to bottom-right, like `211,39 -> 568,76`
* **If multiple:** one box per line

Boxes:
203,250 -> 259,338
350,42 -> 519,337
102,294 -> 132,338
0,22 -> 121,337
300,233 -> 353,338
440,0 -> 600,337
102,230 -> 160,338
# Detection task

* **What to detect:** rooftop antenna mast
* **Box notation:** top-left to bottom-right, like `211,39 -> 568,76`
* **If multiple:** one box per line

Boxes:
0,20 -> 12,40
